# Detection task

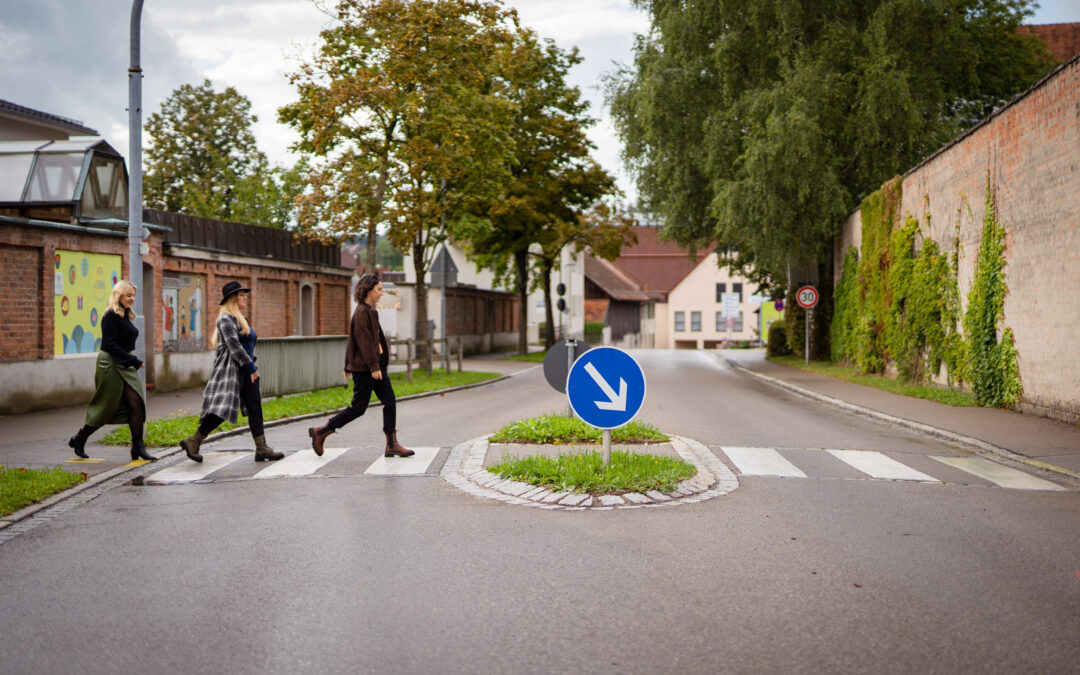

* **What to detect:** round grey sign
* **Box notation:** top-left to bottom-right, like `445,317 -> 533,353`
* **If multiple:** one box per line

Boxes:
542,338 -> 591,393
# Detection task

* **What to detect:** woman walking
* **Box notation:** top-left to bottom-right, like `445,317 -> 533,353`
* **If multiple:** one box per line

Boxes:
308,273 -> 413,458
179,281 -> 283,463
68,280 -> 156,462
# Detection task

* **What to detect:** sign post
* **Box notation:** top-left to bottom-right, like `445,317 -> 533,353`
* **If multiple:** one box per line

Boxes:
566,347 -> 647,465
796,285 -> 819,365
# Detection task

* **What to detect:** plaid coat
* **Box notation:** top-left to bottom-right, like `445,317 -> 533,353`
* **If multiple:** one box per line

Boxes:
200,313 -> 254,423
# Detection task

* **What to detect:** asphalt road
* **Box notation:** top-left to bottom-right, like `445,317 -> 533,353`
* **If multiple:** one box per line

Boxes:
1,350 -> 1078,674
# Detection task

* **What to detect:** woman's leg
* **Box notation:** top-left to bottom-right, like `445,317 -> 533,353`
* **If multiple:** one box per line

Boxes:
181,414 -> 223,463
239,375 -> 264,438
373,369 -> 412,457
310,373 -> 374,455
68,424 -> 100,458
122,384 -> 155,461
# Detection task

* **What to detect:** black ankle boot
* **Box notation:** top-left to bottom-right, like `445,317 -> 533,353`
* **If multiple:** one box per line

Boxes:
130,438 -> 156,462
68,425 -> 95,459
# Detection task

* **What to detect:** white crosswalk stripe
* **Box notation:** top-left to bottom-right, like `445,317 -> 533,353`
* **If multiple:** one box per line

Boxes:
146,451 -> 251,485
722,446 -> 807,478
718,447 -> 1067,491
930,456 -> 1066,491
144,447 -> 441,485
827,449 -> 939,482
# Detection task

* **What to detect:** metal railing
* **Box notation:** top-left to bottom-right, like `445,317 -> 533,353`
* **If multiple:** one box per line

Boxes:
389,336 -> 464,382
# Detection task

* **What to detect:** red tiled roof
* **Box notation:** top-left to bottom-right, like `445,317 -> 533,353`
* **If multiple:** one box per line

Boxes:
584,256 -> 651,301
611,226 -> 713,295
1019,23 -> 1080,63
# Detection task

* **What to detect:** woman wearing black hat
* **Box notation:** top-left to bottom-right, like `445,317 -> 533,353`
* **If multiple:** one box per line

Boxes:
179,281 -> 283,463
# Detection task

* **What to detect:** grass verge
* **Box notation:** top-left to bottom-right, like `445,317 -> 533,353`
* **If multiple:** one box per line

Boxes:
769,355 -> 977,407
489,413 -> 668,444
489,451 -> 695,494
0,465 -> 86,518
499,351 -> 546,363
104,369 -> 500,448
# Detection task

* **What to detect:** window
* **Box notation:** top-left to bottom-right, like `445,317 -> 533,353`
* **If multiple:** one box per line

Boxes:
715,312 -> 725,332
674,311 -> 685,332
715,283 -> 726,302
733,283 -> 743,302
733,311 -> 743,332
691,311 -> 701,332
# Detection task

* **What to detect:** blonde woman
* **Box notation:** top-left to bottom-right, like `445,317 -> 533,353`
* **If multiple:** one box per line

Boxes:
179,281 -> 283,463
68,280 -> 156,461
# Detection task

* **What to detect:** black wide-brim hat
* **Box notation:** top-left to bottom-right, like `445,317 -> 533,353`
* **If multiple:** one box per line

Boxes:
219,280 -> 251,305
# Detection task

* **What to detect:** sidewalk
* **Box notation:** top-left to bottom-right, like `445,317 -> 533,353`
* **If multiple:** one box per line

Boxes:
0,353 -> 537,480
721,350 -> 1080,480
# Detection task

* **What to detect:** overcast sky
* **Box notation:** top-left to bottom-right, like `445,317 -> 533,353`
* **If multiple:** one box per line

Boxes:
2,0 -> 1077,203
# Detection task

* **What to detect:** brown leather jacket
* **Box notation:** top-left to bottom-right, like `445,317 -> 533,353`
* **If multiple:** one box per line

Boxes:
344,303 -> 389,373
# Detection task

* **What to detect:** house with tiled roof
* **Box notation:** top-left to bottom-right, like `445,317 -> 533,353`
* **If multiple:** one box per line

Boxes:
585,226 -> 776,349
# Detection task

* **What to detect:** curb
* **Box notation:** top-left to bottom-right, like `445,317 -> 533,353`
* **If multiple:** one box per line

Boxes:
0,371 -> 516,530
725,358 -> 1080,481
440,434 -> 739,510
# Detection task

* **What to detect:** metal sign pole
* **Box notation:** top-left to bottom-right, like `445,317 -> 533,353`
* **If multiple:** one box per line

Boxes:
565,338 -> 576,418
602,428 -> 611,467
805,308 -> 810,365
128,0 -> 146,389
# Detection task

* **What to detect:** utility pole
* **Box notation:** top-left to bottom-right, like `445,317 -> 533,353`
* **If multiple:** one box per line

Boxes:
128,0 -> 147,387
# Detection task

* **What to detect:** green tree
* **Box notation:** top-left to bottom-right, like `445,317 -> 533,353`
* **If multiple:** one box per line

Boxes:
281,0 -> 518,351
607,0 -> 1052,356
462,30 -> 630,352
144,79 -> 295,227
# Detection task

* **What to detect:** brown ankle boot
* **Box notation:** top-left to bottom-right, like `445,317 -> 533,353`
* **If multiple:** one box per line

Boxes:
384,431 -> 414,458
309,425 -> 334,456
254,435 -> 284,462
181,430 -> 206,463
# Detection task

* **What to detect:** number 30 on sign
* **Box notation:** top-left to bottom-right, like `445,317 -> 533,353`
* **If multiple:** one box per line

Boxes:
796,285 -> 819,309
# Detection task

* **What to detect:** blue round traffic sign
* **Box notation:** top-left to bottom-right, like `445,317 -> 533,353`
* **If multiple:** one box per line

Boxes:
566,347 -> 647,429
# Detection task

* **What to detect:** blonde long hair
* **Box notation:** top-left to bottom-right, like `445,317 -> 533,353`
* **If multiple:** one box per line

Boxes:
210,293 -> 251,348
106,280 -> 136,320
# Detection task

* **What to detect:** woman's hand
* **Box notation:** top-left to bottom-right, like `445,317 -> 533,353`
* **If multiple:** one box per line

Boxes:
344,370 -> 351,381
251,372 -> 259,383
372,369 -> 383,380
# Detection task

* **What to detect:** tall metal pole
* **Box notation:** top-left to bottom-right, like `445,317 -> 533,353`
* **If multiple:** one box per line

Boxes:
128,0 -> 146,387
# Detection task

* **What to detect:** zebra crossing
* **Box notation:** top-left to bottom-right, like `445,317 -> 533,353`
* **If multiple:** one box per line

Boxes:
144,447 -> 441,485
717,446 -> 1067,491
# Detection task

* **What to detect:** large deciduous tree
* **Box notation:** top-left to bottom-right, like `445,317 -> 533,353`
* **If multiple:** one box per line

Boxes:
281,0 -> 518,350
607,0 -> 1053,356
144,79 -> 295,227
462,30 -> 631,352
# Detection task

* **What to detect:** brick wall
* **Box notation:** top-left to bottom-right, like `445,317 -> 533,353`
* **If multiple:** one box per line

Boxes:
319,283 -> 348,336
257,278 -> 289,337
837,57 -> 1080,422
0,245 -> 42,360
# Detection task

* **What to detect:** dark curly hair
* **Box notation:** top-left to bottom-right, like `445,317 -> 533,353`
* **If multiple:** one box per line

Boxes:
353,273 -> 381,305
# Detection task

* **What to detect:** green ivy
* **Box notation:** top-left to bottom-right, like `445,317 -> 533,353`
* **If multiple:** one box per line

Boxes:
963,176 -> 1022,407
852,176 -> 902,373
830,247 -> 860,362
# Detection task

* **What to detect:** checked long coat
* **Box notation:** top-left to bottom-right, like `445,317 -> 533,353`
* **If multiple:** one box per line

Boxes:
200,313 -> 254,423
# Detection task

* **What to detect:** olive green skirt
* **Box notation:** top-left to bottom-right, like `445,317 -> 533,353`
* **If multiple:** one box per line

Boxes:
84,351 -> 145,427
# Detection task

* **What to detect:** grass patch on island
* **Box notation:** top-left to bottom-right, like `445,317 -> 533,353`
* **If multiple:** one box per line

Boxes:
769,355 -> 977,407
104,369 -> 500,448
487,413 -> 690,494
0,465 -> 86,518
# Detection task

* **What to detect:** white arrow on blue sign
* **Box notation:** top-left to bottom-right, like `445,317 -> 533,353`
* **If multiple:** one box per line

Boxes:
566,347 -> 647,429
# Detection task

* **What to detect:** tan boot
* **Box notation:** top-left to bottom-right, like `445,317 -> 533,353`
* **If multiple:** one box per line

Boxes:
308,425 -> 334,457
181,431 -> 206,463
254,434 -> 284,462
384,431 -> 414,458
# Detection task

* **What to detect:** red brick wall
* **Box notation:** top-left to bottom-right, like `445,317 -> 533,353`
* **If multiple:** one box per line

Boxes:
837,59 -> 1080,422
257,278 -> 289,337
319,283 -> 348,336
0,245 -> 43,360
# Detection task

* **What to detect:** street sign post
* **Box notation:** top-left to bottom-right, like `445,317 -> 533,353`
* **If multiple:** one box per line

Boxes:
566,347 -> 647,465
796,285 -> 819,364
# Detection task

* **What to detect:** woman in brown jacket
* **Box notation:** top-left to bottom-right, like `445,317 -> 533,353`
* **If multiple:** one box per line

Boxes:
308,273 -> 413,458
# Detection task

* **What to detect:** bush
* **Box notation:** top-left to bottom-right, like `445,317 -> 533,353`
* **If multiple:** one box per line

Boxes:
767,320 -> 791,356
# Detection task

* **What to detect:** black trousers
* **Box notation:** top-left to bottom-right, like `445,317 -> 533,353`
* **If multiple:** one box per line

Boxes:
326,367 -> 396,434
198,372 -> 264,437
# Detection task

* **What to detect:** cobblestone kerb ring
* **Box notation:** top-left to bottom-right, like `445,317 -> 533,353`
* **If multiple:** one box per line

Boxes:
440,434 -> 739,510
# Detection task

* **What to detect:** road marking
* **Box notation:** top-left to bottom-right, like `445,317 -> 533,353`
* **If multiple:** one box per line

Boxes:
146,451 -> 250,484
721,446 -> 807,478
364,447 -> 440,476
931,456 -> 1066,491
827,449 -> 939,482
253,447 -> 348,479
66,458 -> 104,464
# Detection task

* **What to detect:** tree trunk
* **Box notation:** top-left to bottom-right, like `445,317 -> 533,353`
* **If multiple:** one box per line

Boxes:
515,249 -> 529,354
365,218 -> 378,273
414,241 -> 431,371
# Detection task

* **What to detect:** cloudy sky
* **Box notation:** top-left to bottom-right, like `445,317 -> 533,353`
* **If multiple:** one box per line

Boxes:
1,0 -> 1077,201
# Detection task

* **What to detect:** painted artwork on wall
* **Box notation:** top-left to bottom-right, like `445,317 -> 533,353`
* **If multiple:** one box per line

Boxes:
54,250 -> 121,355
162,271 -> 205,352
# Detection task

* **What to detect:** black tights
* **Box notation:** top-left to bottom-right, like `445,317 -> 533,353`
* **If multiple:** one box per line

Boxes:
122,384 -> 146,446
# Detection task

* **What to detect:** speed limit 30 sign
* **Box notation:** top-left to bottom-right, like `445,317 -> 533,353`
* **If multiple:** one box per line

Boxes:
796,285 -> 819,309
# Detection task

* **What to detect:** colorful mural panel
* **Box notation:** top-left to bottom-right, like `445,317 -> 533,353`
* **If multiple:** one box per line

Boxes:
162,271 -> 205,352
54,250 -> 122,355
